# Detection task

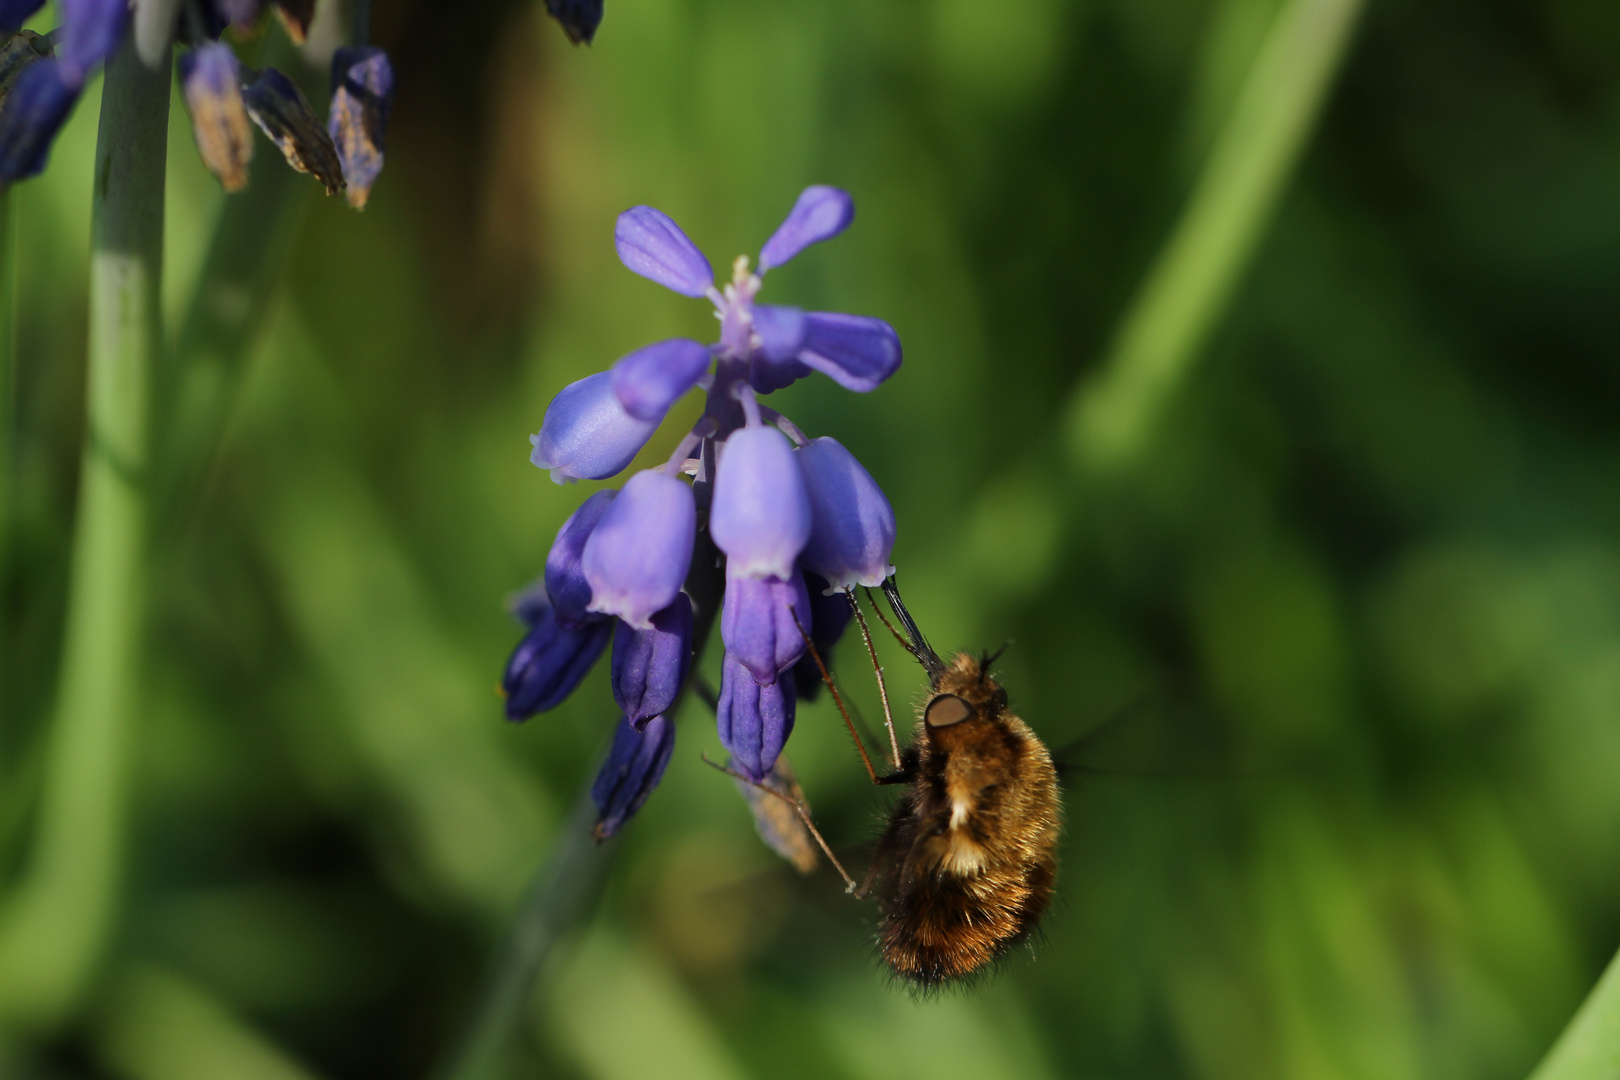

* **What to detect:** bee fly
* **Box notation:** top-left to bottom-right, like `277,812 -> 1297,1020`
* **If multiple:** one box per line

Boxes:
758,577 -> 1062,986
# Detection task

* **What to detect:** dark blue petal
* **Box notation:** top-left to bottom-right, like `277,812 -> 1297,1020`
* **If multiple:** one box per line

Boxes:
793,569 -> 853,700
797,436 -> 896,591
244,66 -> 346,195
328,46 -> 393,209
611,338 -> 711,422
592,714 -> 675,840
0,0 -> 45,33
720,569 -> 809,685
502,601 -> 612,720
615,205 -> 713,298
710,425 -> 810,581
544,0 -> 603,45
59,0 -> 127,76
0,59 -> 79,181
796,312 -> 902,393
581,470 -> 696,629
530,370 -> 660,484
545,489 -> 617,628
611,593 -> 692,727
181,43 -> 253,193
757,186 -> 854,273
716,653 -> 796,782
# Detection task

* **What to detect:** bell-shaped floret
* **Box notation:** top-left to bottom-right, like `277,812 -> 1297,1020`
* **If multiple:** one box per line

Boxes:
797,437 -> 896,591
611,338 -> 711,422
716,653 -> 796,782
796,312 -> 901,393
544,489 -> 616,627
502,595 -> 612,720
58,0 -> 126,78
615,205 -> 713,297
592,714 -> 675,840
611,593 -> 692,727
181,43 -> 253,193
710,425 -> 810,580
530,370 -> 660,484
582,470 -> 696,629
720,569 -> 809,685
0,59 -> 78,181
758,186 -> 854,273
328,46 -> 394,209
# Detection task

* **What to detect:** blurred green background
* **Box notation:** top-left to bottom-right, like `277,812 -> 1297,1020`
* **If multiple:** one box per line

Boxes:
6,0 -> 1620,1076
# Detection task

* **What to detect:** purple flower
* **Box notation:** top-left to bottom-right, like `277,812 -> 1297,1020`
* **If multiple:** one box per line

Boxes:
710,424 -> 810,580
793,569 -> 854,700
544,489 -> 616,628
328,46 -> 394,210
0,0 -> 45,33
531,371 -> 660,484
797,436 -> 895,591
721,569 -> 809,685
611,338 -> 711,422
592,714 -> 675,840
758,185 -> 854,272
545,0 -> 604,45
582,470 -> 695,629
611,593 -> 691,728
616,205 -> 713,297
717,654 -> 796,782
181,43 -> 253,193
796,313 -> 902,393
0,59 -> 79,181
58,0 -> 126,80
502,593 -> 612,720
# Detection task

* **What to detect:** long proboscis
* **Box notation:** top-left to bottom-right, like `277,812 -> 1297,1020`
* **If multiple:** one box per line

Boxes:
880,576 -> 946,678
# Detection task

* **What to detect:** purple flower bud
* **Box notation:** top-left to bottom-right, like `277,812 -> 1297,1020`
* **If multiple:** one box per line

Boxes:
797,436 -> 896,591
796,312 -> 902,393
243,67 -> 346,196
530,370 -> 660,484
610,337 -> 711,422
710,425 -> 810,580
545,0 -> 603,44
582,470 -> 696,629
721,569 -> 809,685
0,59 -> 79,182
717,653 -> 796,782
0,1 -> 47,35
611,593 -> 692,727
592,714 -> 675,840
751,304 -> 806,362
544,489 -> 616,628
0,28 -> 51,109
793,569 -> 853,700
502,596 -> 612,720
58,0 -> 126,78
758,186 -> 855,273
615,206 -> 713,298
328,46 -> 394,210
181,43 -> 253,194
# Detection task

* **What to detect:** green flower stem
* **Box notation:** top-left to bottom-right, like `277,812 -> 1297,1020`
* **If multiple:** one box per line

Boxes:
1064,0 -> 1365,471
435,507 -> 726,1080
0,35 -> 171,1033
1528,944 -> 1620,1080
0,188 -> 15,582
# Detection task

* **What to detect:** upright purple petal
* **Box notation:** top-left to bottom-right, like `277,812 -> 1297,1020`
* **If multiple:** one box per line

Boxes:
0,59 -> 79,181
751,305 -> 806,362
757,186 -> 855,273
582,470 -> 696,629
530,370 -> 660,484
796,312 -> 902,393
717,654 -> 796,782
502,599 -> 612,720
58,0 -> 127,77
544,490 -> 617,628
793,569 -> 853,700
611,338 -> 712,422
615,205 -> 713,297
592,715 -> 675,840
328,46 -> 395,210
0,0 -> 47,34
611,593 -> 692,727
797,437 -> 896,591
710,425 -> 811,580
181,43 -> 253,194
545,0 -> 603,44
720,570 -> 810,685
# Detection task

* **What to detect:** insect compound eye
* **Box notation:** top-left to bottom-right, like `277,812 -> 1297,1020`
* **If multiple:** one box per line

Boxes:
991,686 -> 1008,709
925,694 -> 976,728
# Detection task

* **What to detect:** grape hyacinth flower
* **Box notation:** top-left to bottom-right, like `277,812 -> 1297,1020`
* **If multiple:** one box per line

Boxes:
0,0 -> 394,203
503,186 -> 903,838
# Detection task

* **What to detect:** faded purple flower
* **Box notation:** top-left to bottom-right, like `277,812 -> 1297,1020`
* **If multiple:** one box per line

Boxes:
181,42 -> 253,193
328,45 -> 394,209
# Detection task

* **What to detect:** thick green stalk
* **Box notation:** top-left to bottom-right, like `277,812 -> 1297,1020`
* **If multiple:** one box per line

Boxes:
0,189 -> 14,578
0,34 -> 171,1033
1528,945 -> 1620,1080
1065,0 -> 1365,471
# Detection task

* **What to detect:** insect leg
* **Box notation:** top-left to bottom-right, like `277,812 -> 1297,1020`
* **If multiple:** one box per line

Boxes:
845,593 -> 904,772
699,754 -> 860,893
790,606 -> 884,785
